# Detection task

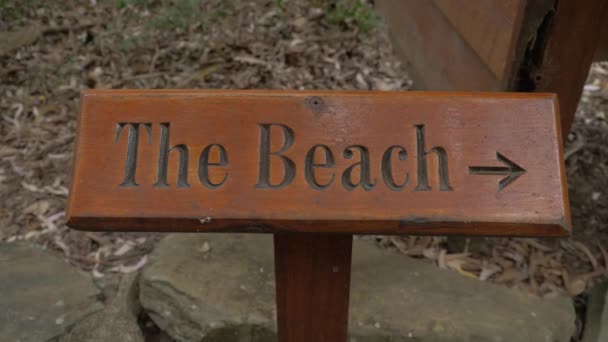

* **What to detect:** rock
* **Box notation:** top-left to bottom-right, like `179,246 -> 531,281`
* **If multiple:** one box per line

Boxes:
140,234 -> 575,342
201,325 -> 275,342
140,234 -> 276,342
582,281 -> 608,342
0,23 -> 43,56
350,239 -> 574,341
60,273 -> 144,342
0,242 -> 103,342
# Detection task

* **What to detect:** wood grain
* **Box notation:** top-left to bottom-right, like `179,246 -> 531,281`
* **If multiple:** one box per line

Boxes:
594,21 -> 608,61
274,233 -> 352,341
513,0 -> 608,135
67,90 -> 570,236
376,0 -> 608,137
432,0 -> 524,79
375,0 -> 504,90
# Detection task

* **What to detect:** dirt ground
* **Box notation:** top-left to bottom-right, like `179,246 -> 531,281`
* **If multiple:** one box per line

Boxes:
1,0 -> 607,339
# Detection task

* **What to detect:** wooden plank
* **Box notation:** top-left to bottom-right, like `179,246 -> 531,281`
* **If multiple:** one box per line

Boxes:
432,0 -> 524,80
66,90 -> 570,236
593,21 -> 608,60
375,0 -> 504,90
376,0 -> 608,136
512,0 -> 608,135
274,233 -> 352,342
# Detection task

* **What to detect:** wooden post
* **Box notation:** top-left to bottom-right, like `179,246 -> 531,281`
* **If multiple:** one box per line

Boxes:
274,233 -> 353,342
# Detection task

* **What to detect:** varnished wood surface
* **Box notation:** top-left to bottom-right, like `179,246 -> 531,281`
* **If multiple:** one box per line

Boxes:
274,234 -> 352,342
513,0 -> 608,135
376,0 -> 608,137
594,21 -> 608,61
67,90 -> 570,236
375,0 -> 504,91
432,0 -> 524,79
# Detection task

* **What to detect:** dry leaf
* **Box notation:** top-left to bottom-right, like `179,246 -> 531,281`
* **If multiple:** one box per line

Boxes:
23,200 -> 51,216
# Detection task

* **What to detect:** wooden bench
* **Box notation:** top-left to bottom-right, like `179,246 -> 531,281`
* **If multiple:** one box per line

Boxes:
375,0 -> 608,138
67,90 -> 570,341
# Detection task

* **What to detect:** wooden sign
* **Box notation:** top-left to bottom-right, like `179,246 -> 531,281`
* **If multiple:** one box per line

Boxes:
66,90 -> 570,236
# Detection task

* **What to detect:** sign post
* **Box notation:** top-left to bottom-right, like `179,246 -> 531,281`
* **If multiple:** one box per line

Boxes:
274,233 -> 352,341
67,90 -> 570,341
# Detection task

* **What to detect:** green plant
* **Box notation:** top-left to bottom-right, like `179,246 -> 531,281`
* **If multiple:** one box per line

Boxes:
116,0 -> 150,9
119,36 -> 136,51
327,0 -> 379,33
115,0 -> 204,30
0,0 -> 25,21
150,0 -> 203,30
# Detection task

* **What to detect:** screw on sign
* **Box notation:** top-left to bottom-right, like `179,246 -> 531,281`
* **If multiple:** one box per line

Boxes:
67,90 -> 570,341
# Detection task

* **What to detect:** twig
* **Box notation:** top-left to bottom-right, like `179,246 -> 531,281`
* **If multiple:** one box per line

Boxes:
42,22 -> 97,35
66,254 -> 114,266
565,134 -> 585,160
111,72 -> 166,88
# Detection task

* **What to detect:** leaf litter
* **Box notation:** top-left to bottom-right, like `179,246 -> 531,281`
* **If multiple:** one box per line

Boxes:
0,0 -> 607,308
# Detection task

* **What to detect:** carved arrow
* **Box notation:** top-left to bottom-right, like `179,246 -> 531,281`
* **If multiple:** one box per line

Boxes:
468,152 -> 526,191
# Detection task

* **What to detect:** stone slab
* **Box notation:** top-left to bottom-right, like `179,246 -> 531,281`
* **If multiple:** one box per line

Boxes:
140,234 -> 575,341
582,281 -> 608,342
60,273 -> 144,342
0,242 -> 103,342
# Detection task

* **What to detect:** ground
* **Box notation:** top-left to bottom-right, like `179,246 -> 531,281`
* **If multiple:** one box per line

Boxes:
0,0 -> 607,340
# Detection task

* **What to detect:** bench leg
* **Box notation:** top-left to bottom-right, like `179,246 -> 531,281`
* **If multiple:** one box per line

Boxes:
274,233 -> 353,342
